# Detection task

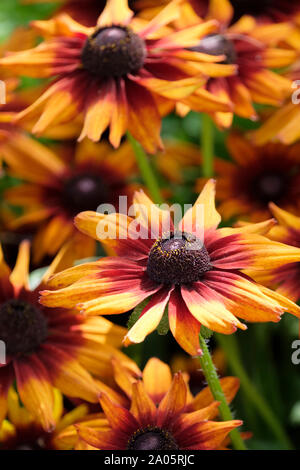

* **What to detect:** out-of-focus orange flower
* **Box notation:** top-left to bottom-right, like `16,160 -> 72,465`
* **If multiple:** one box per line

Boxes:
0,0 -> 235,153
3,139 -> 138,264
0,241 -> 136,431
174,0 -> 295,128
253,204 -> 300,303
251,64 -> 300,146
197,132 -> 300,222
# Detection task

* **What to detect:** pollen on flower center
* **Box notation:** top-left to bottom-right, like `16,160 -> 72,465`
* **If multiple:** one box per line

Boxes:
127,426 -> 179,450
256,173 -> 285,202
190,34 -> 237,64
63,173 -> 110,214
147,231 -> 211,285
81,26 -> 146,79
0,299 -> 48,357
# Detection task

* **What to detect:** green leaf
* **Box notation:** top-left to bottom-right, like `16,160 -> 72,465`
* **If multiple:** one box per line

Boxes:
200,325 -> 214,339
127,298 -> 149,330
157,306 -> 169,336
29,266 -> 48,290
290,402 -> 300,425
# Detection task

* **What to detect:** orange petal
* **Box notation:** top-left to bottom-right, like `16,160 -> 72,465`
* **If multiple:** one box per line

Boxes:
14,355 -> 55,431
9,240 -> 30,290
143,358 -> 172,404
79,80 -> 115,143
0,367 -> 14,425
76,426 -> 117,450
123,287 -> 172,346
180,179 -> 221,235
187,377 -> 240,412
133,189 -> 173,238
157,372 -> 187,427
97,0 -> 133,27
127,81 -> 162,155
99,392 -> 137,432
130,381 -> 156,426
269,203 -> 300,230
168,288 -> 202,356
39,344 -> 99,403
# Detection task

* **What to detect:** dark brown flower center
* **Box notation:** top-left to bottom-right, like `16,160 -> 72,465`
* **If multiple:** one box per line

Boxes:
63,173 -> 110,215
127,426 -> 179,450
256,173 -> 285,203
147,231 -> 211,285
0,299 -> 48,358
81,26 -> 146,78
189,34 -> 237,64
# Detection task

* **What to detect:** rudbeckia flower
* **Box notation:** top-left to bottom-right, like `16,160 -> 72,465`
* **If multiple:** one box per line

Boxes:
251,65 -> 300,146
41,180 -> 300,356
187,0 -> 300,24
0,0 -> 234,153
175,0 -> 296,128
254,204 -> 300,303
0,387 -> 91,450
201,132 -> 300,222
4,139 -> 138,264
76,357 -> 242,450
0,29 -> 81,165
0,240 -> 136,431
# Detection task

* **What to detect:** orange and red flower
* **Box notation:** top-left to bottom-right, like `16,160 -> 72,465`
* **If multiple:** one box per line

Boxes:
175,0 -> 295,128
41,180 -> 300,356
0,0 -> 235,153
0,387 -> 90,450
0,240 -> 136,431
251,65 -> 300,146
253,204 -> 300,303
76,357 -> 242,450
199,132 -> 300,223
3,138 -> 138,264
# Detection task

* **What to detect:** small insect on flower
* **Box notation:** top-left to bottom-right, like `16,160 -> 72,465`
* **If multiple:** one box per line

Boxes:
41,180 -> 300,356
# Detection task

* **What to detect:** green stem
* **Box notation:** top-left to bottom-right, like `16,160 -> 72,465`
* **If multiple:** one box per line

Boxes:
201,114 -> 214,178
127,132 -> 163,205
198,334 -> 247,450
217,334 -> 294,450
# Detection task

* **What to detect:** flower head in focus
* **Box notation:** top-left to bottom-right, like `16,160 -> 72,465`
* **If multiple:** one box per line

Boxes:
41,180 -> 300,356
